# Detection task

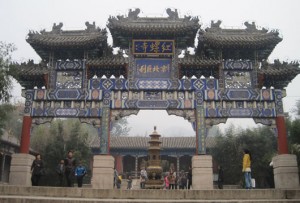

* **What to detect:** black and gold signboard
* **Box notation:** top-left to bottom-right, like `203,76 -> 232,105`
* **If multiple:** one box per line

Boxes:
133,40 -> 174,56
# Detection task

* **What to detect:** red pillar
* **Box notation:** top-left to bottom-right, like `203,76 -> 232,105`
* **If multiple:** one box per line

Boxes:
115,155 -> 123,174
20,116 -> 32,154
276,116 -> 289,154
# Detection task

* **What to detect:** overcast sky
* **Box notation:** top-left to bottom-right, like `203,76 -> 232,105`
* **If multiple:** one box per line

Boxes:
1,0 -> 300,136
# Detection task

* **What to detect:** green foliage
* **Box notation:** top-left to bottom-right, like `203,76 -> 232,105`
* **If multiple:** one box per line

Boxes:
2,103 -> 23,140
288,119 -> 300,144
211,126 -> 277,188
0,42 -> 16,102
287,100 -> 300,166
30,119 -> 93,186
0,103 -> 15,136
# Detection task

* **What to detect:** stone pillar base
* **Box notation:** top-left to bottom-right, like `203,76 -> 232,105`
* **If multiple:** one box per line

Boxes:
9,153 -> 35,186
192,155 -> 213,189
91,155 -> 114,189
273,154 -> 299,189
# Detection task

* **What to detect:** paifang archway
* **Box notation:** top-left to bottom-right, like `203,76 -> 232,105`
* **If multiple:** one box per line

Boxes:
14,9 -> 299,176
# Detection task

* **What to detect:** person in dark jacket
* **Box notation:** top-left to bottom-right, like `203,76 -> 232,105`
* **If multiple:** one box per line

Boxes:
56,159 -> 65,186
31,154 -> 44,186
218,165 -> 224,189
75,160 -> 87,187
187,166 -> 192,189
64,150 -> 76,187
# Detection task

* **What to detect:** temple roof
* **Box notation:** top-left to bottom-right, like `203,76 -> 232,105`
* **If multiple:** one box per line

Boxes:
178,55 -> 221,66
26,22 -> 107,60
258,60 -> 300,89
197,21 -> 282,60
107,8 -> 200,49
87,55 -> 128,67
91,136 -> 216,149
9,60 -> 48,89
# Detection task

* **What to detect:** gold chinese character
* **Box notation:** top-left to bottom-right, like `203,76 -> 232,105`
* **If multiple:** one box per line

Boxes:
161,42 -> 172,52
150,41 -> 160,53
138,65 -> 147,73
142,42 -> 148,53
147,65 -> 153,73
153,65 -> 160,72
161,64 -> 169,72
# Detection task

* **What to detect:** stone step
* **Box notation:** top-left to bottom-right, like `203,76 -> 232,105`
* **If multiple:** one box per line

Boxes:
0,196 -> 300,203
0,185 -> 300,201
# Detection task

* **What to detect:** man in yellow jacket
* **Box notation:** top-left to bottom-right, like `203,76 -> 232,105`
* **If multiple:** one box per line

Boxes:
242,149 -> 252,189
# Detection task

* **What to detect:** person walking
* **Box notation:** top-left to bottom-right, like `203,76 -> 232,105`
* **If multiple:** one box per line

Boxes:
64,150 -> 76,187
187,166 -> 192,189
75,160 -> 87,187
127,175 -> 132,189
178,170 -> 187,189
56,159 -> 65,186
113,168 -> 119,188
31,154 -> 44,186
217,165 -> 224,189
140,167 -> 147,189
242,149 -> 252,189
164,172 -> 170,189
168,171 -> 176,189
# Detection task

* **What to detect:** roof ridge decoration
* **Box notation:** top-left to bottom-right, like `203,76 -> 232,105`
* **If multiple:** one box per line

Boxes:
206,20 -> 277,35
35,21 -> 107,36
107,8 -> 200,48
108,8 -> 199,23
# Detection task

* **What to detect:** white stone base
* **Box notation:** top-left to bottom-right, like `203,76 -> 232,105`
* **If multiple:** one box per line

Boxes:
273,154 -> 299,189
192,155 -> 213,189
91,155 -> 114,189
9,153 -> 35,186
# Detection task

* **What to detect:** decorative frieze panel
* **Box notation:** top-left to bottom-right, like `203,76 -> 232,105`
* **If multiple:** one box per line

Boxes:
56,60 -> 85,70
274,89 -> 284,116
196,106 -> 206,154
166,109 -> 196,123
123,99 -> 191,109
223,60 -> 252,70
223,61 -> 253,89
89,78 -> 128,90
32,117 -> 53,125
136,79 -> 171,89
111,109 -> 139,121
24,90 -> 34,115
79,118 -> 101,127
31,107 -> 102,117
206,107 -> 276,118
33,89 -> 102,101
89,78 -> 219,91
253,118 -> 275,126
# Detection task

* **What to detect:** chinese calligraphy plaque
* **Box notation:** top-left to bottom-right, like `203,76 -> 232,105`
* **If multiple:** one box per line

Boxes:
135,58 -> 172,79
133,40 -> 174,55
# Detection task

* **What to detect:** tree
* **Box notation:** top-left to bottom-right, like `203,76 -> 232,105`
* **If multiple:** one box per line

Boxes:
0,41 -> 16,102
0,104 -> 14,136
211,125 -> 277,188
30,118 -> 94,186
287,100 -> 300,166
110,117 -> 131,136
0,42 -> 16,137
2,102 -> 23,139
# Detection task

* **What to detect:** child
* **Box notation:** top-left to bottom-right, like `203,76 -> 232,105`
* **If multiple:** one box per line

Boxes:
75,161 -> 87,187
127,175 -> 132,189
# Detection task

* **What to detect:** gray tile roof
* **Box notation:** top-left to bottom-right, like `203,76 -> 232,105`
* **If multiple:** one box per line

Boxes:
91,136 -> 216,149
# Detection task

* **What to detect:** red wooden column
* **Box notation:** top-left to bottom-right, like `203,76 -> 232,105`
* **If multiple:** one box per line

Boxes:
115,155 -> 123,174
276,116 -> 289,154
20,116 -> 32,154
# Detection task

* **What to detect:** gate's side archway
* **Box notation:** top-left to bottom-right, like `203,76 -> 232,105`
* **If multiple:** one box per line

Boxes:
12,8 -> 300,189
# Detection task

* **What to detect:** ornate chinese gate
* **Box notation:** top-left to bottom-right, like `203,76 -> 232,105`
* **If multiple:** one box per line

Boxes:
13,8 -> 300,188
